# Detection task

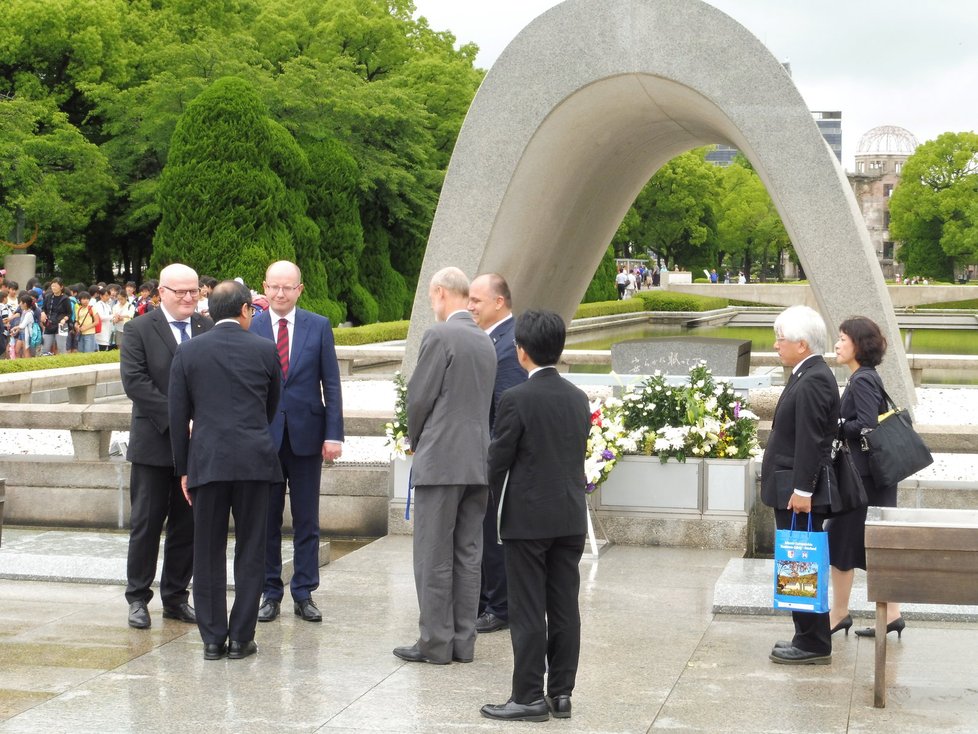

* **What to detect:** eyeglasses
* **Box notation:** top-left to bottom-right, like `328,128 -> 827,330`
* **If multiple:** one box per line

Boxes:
264,284 -> 301,294
246,304 -> 258,314
160,286 -> 200,299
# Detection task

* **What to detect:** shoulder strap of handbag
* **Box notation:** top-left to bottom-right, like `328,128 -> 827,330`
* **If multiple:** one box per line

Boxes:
878,386 -> 898,413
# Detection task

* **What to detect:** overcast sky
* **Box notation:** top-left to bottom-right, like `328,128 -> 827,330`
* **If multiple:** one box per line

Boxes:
412,0 -> 978,170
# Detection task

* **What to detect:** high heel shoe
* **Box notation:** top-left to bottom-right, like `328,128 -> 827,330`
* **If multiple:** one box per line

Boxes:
830,615 -> 852,636
854,617 -> 906,639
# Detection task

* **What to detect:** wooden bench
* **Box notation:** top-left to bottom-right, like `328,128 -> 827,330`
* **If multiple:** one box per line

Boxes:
865,506 -> 978,707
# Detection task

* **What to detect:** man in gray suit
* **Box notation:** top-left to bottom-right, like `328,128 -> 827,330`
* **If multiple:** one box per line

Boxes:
393,267 -> 497,665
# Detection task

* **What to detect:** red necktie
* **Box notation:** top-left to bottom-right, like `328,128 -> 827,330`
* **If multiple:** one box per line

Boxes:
276,318 -> 289,379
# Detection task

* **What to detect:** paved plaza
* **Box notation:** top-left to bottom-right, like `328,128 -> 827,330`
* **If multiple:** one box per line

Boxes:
1,529 -> 977,733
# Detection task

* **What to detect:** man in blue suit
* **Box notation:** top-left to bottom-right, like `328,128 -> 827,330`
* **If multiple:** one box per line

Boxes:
467,273 -> 527,634
250,260 -> 344,623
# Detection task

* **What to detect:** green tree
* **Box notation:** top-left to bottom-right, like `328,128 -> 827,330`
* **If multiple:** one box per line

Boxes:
890,131 -> 978,280
715,158 -> 790,282
306,137 -> 379,324
0,97 -> 114,280
615,148 -> 721,271
150,76 -> 297,286
583,246 -> 619,302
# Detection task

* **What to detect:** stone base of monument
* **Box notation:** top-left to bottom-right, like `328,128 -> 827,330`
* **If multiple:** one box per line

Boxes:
593,457 -> 756,549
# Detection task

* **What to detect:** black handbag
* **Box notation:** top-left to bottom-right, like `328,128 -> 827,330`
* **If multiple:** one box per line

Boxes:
827,438 -> 868,514
860,388 -> 934,487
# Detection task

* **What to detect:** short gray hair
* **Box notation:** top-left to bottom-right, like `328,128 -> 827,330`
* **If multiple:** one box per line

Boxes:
774,305 -> 827,355
430,267 -> 469,298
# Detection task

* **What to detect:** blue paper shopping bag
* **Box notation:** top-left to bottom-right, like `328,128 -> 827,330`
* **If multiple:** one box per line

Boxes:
773,513 -> 830,613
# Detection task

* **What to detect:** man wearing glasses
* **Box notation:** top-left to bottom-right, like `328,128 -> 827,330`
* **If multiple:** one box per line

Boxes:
121,263 -> 213,629
251,260 -> 344,624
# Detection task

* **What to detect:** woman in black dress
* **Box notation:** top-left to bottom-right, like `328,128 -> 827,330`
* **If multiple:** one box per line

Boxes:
827,317 -> 904,638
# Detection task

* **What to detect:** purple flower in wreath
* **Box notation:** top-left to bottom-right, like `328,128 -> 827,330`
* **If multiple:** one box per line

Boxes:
585,482 -> 597,494
734,401 -> 741,419
601,448 -> 615,461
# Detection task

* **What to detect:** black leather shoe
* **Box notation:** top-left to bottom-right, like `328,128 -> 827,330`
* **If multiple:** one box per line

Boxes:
769,646 -> 831,665
831,615 -> 853,636
294,598 -> 322,622
392,644 -> 450,665
452,655 -> 473,664
228,640 -> 258,660
854,617 -> 906,639
480,699 -> 550,722
257,599 -> 280,623
773,640 -> 793,649
128,601 -> 150,629
475,612 -> 509,633
203,642 -> 227,660
547,695 -> 572,719
162,602 -> 196,623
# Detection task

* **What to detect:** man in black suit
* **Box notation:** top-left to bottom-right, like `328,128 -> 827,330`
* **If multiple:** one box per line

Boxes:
481,310 -> 591,723
121,263 -> 212,629
169,281 -> 282,660
467,273 -> 527,635
762,305 -> 840,665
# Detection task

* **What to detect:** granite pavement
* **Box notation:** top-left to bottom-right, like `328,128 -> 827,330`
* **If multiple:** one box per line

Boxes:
1,530 -> 977,733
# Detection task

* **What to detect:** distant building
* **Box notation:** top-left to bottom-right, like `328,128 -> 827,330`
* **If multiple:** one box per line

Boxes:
846,125 -> 919,279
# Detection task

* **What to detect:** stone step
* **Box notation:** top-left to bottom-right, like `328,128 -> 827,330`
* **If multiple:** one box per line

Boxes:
0,527 -> 329,590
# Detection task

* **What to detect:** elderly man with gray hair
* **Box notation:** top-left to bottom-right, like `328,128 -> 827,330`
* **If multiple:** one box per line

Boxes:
393,267 -> 497,666
762,304 -> 840,665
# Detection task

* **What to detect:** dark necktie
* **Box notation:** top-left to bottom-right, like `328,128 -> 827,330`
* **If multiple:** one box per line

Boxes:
277,318 -> 290,379
172,321 -> 189,343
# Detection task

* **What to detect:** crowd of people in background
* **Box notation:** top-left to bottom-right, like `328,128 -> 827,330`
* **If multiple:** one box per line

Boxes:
0,272 -> 224,359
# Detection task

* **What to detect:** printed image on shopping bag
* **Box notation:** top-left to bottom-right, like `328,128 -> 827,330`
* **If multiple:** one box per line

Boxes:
773,520 -> 830,613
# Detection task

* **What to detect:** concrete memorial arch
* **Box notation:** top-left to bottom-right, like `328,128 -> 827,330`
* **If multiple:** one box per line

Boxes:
406,0 -> 915,405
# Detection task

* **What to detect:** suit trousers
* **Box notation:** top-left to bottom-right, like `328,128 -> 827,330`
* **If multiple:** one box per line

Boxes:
191,480 -> 269,644
264,428 -> 323,602
504,535 -> 585,703
125,462 -> 194,606
479,487 -> 508,620
413,484 -> 488,663
775,508 -> 832,656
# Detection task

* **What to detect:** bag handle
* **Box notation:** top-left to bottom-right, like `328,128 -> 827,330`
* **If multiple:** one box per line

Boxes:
789,512 -> 814,532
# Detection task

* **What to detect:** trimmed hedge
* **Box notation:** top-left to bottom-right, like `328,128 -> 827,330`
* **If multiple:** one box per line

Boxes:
333,320 -> 409,346
631,290 -> 729,311
574,299 -> 648,319
0,350 -> 121,374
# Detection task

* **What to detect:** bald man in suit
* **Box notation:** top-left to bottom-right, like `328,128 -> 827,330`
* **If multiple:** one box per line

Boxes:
121,263 -> 212,630
393,267 -> 496,666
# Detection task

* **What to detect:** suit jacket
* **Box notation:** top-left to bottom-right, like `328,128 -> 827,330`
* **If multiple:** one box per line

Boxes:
488,368 -> 591,540
760,355 -> 840,508
121,308 -> 212,466
839,366 -> 887,477
408,311 -> 496,486
168,322 -> 283,488
250,307 -> 344,455
487,316 -> 527,432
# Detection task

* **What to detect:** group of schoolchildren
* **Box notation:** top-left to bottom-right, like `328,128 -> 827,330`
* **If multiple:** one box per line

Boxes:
0,273 -> 220,359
